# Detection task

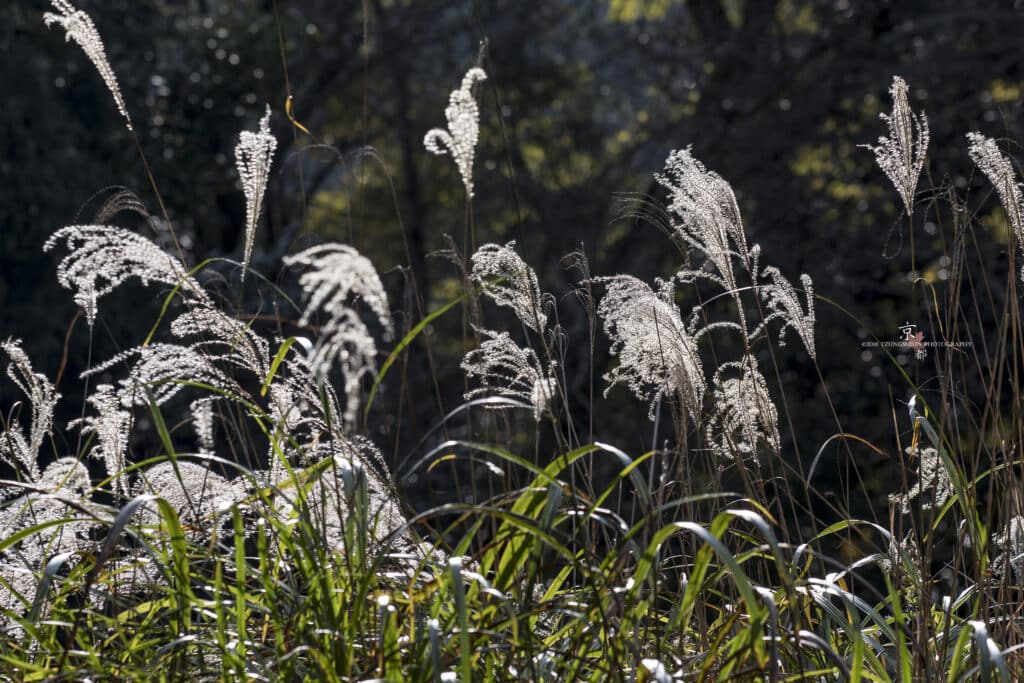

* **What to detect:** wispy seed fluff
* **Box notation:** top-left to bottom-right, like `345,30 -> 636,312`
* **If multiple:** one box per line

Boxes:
707,355 -> 780,464
284,244 -> 393,425
461,329 -> 557,421
44,225 -> 207,326
235,106 -> 277,282
888,445 -> 953,514
863,76 -> 929,217
967,132 -> 1024,286
44,0 -> 132,131
597,275 -> 705,420
471,242 -> 548,332
656,147 -> 750,280
0,340 -> 59,482
424,67 -> 487,198
759,267 -> 816,361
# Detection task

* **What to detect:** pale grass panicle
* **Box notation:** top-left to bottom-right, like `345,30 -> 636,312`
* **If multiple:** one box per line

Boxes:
71,383 -> 132,497
235,106 -> 277,282
597,275 -> 705,420
656,148 -> 750,283
284,243 -> 392,334
461,328 -> 557,422
993,515 -> 1024,584
888,445 -> 953,514
863,76 -> 929,217
310,309 -> 380,427
171,305 -> 271,378
283,243 -> 392,425
133,460 -> 239,539
44,225 -> 208,326
706,355 -> 780,464
83,343 -> 242,408
44,0 -> 132,131
757,267 -> 817,361
967,132 -> 1024,285
0,457 -> 97,637
1,339 -> 59,482
470,241 -> 548,332
424,67 -> 487,198
191,398 -> 216,456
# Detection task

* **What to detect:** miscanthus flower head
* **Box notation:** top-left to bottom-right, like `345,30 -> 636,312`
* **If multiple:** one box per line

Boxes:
235,106 -> 277,282
462,328 -> 557,422
0,340 -> 59,482
44,225 -> 207,326
863,76 -> 929,217
707,355 -> 780,464
888,445 -> 953,514
44,0 -> 132,131
424,67 -> 487,198
967,132 -> 1024,286
597,275 -> 705,420
471,242 -> 548,332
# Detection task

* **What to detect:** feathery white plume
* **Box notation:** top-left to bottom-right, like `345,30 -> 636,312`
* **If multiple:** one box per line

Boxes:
235,106 -> 276,282
967,132 -> 1024,286
71,383 -> 132,497
44,225 -> 207,326
462,329 -> 557,421
758,267 -> 816,360
424,67 -> 487,198
84,343 -> 242,407
863,76 -> 929,217
993,516 -> 1024,584
888,445 -> 953,514
470,242 -> 548,332
284,244 -> 392,426
43,0 -> 132,131
0,340 -> 59,481
171,306 -> 270,377
284,244 -> 392,334
706,355 -> 780,463
597,275 -> 705,420
657,147 -> 750,270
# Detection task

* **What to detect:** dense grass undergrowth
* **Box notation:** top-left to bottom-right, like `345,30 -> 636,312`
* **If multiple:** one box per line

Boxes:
3,3 -> 1024,681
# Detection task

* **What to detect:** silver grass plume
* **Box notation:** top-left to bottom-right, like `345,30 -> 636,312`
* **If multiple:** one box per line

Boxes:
0,340 -> 59,482
888,445 -> 953,514
284,244 -> 392,334
424,67 -> 487,198
84,343 -> 243,407
967,133 -> 1024,286
44,225 -> 208,326
461,328 -> 557,421
43,0 -> 132,131
71,383 -> 132,497
470,242 -> 548,332
191,398 -> 216,456
758,267 -> 816,360
863,76 -> 929,217
656,148 -> 750,320
0,457 -> 97,637
171,306 -> 270,378
272,439 -> 407,556
993,516 -> 1024,584
657,148 -> 750,262
134,461 -> 240,539
283,244 -> 392,426
706,355 -> 780,464
597,275 -> 705,420
235,106 -> 277,283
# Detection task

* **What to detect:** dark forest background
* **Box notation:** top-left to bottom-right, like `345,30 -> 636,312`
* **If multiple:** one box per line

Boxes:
2,0 -> 1022,520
